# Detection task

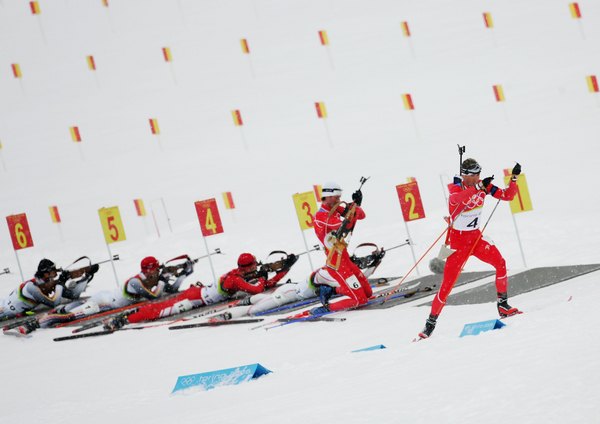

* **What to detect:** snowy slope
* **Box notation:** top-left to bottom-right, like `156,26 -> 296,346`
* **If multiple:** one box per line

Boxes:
1,0 -> 599,423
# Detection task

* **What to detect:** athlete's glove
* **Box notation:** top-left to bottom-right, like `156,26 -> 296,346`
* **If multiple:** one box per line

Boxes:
182,259 -> 194,276
476,175 -> 494,191
283,254 -> 298,270
352,190 -> 363,206
58,271 -> 71,284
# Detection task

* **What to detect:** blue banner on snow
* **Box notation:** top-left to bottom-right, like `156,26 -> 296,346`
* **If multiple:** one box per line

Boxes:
172,363 -> 272,393
352,344 -> 386,353
460,319 -> 505,337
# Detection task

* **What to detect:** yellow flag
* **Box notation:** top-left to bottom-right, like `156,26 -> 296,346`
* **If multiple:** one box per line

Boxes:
98,206 -> 127,243
504,174 -> 533,214
292,191 -> 318,231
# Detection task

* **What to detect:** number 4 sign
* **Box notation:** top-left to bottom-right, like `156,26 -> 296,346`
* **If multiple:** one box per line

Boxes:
194,199 -> 224,237
194,198 -> 223,284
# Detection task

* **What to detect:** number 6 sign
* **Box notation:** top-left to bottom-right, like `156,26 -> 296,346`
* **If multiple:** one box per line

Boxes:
194,199 -> 224,237
98,206 -> 127,244
396,181 -> 426,222
6,213 -> 34,250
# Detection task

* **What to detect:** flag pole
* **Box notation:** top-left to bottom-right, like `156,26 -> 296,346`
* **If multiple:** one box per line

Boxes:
403,221 -> 420,276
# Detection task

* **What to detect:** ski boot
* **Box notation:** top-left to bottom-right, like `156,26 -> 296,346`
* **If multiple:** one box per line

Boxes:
497,294 -> 522,318
103,314 -> 128,331
416,314 -> 438,340
16,319 -> 40,336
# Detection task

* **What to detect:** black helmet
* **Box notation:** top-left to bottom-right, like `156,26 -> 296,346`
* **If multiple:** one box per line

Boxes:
461,158 -> 482,175
35,259 -> 57,278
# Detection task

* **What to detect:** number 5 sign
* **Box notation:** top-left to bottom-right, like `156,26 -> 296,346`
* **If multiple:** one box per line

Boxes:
396,181 -> 426,222
98,206 -> 127,244
6,213 -> 34,250
194,199 -> 224,237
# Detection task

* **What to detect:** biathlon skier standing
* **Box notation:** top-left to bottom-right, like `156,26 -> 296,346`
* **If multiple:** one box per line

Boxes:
417,158 -> 522,340
310,180 -> 372,313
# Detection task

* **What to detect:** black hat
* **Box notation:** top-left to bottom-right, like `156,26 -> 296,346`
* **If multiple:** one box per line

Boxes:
461,158 -> 482,175
35,259 -> 57,278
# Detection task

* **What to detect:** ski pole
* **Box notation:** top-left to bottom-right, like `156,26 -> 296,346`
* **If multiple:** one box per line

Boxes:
382,227 -> 449,302
1,268 -> 10,275
192,248 -> 222,263
384,239 -> 411,252
298,245 -> 321,256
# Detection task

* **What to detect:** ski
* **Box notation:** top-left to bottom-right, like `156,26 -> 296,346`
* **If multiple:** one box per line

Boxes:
54,329 -> 115,341
168,318 -> 264,330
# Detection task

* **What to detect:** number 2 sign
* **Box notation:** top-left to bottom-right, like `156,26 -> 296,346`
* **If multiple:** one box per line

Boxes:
6,213 -> 34,250
195,198 -> 224,237
98,206 -> 127,244
396,181 -> 426,222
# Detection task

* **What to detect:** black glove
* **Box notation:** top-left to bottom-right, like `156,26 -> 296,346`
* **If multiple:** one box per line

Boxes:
182,259 -> 194,276
284,254 -> 298,270
58,271 -> 71,284
477,175 -> 494,191
352,190 -> 363,206
511,162 -> 521,176
89,264 -> 100,275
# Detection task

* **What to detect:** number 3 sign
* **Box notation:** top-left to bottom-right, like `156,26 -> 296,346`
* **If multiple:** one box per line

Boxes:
195,198 -> 224,237
6,213 -> 34,250
396,181 -> 426,222
98,206 -> 127,244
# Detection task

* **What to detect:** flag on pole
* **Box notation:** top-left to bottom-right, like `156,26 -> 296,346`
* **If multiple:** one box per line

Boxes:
315,102 -> 328,118
133,199 -> 147,217
586,75 -> 599,93
493,84 -> 505,102
69,126 -> 82,142
162,47 -> 173,63
402,94 -> 415,110
240,39 -> 250,54
11,64 -> 22,79
86,55 -> 96,71
30,1 -> 41,14
569,3 -> 582,19
149,118 -> 160,135
318,30 -> 329,46
49,206 -> 61,223
483,12 -> 494,28
231,110 -> 244,126
222,192 -> 235,210
313,185 -> 322,200
401,21 -> 411,37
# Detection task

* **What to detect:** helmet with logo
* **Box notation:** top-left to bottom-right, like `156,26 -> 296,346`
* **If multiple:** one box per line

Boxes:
321,181 -> 342,199
461,158 -> 482,175
237,253 -> 257,268
35,259 -> 57,279
140,256 -> 160,273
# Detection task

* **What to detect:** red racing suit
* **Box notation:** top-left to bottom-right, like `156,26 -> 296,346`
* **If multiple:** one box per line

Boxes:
126,267 -> 289,323
429,177 -> 518,317
313,202 -> 371,311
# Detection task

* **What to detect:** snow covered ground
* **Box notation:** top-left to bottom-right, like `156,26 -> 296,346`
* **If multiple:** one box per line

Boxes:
1,0 -> 599,423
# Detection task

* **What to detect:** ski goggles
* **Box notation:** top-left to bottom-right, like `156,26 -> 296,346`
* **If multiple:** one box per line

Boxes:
461,164 -> 482,175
